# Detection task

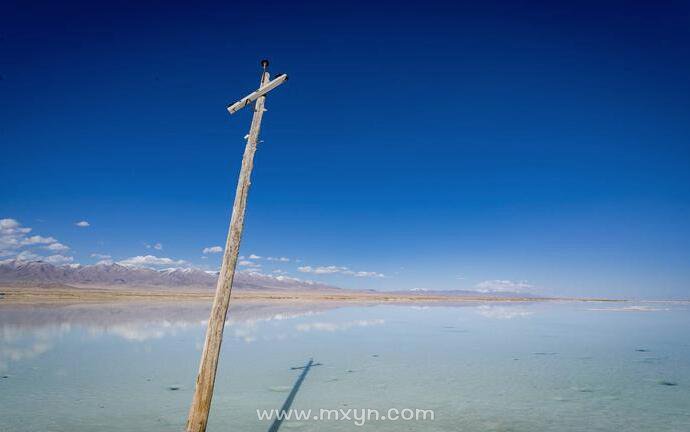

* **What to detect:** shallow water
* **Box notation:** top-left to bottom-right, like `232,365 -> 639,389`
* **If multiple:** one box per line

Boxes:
1,300 -> 689,431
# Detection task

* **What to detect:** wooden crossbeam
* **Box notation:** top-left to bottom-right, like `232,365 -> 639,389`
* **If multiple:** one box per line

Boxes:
227,73 -> 288,114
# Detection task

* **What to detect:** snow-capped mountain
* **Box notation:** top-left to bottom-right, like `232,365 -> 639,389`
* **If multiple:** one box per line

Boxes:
0,259 -> 339,291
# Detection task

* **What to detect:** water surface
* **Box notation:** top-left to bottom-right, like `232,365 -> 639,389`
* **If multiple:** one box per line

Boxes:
1,300 -> 689,431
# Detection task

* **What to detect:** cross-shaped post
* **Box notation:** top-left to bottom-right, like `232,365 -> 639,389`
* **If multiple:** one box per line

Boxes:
186,59 -> 288,432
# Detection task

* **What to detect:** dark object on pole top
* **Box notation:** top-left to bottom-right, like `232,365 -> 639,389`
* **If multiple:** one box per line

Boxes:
261,59 -> 269,69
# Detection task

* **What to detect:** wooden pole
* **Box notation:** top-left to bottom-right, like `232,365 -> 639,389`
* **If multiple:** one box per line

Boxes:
185,64 -> 271,432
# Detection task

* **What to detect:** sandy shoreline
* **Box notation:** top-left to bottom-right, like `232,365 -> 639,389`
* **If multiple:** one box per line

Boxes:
0,284 -> 622,305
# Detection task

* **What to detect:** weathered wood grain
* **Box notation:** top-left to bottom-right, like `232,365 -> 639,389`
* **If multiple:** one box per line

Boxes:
186,67 -> 275,432
226,73 -> 288,114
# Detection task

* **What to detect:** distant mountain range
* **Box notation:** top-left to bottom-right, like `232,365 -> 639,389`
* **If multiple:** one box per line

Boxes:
0,259 -> 340,291
0,260 -> 542,298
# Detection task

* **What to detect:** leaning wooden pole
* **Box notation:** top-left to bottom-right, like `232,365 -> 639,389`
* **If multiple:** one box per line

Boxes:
186,61 -> 283,432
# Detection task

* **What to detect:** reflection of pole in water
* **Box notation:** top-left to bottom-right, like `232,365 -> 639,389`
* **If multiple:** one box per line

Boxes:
268,359 -> 321,432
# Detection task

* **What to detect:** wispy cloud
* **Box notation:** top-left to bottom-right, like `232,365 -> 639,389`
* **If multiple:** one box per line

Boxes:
267,256 -> 290,262
118,255 -> 187,268
344,270 -> 385,278
238,260 -> 261,268
248,254 -> 261,260
474,280 -> 533,293
21,235 -> 57,245
45,242 -> 69,251
75,220 -> 90,227
237,269 -> 305,284
145,242 -> 163,250
0,218 -> 26,232
91,253 -> 113,265
298,265 -> 384,278
297,265 -> 346,274
1,218 -> 74,264
0,219 -> 31,256
202,246 -> 223,254
44,255 -> 74,265
15,250 -> 40,261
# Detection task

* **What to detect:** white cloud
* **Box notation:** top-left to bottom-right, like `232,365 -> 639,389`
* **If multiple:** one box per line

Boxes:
44,255 -> 74,265
45,242 -> 69,251
146,242 -> 163,250
343,270 -> 385,278
298,265 -> 384,278
118,255 -> 187,268
474,280 -> 534,293
203,246 -> 223,254
21,235 -> 57,245
0,219 -> 21,230
267,256 -> 290,262
298,265 -> 347,274
11,250 -> 74,265
1,218 -> 72,263
248,254 -> 261,260
91,253 -> 113,264
238,260 -> 261,268
274,275 -> 305,283
75,220 -> 90,227
16,250 -> 40,261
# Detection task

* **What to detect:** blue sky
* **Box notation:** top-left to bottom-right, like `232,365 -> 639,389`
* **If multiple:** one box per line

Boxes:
1,1 -> 689,298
